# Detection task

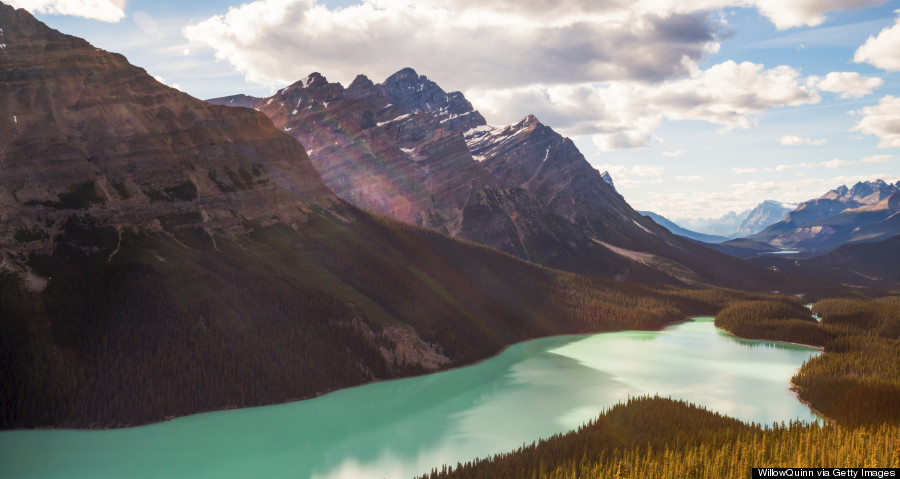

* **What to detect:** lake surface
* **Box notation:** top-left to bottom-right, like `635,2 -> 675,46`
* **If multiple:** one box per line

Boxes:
0,318 -> 820,479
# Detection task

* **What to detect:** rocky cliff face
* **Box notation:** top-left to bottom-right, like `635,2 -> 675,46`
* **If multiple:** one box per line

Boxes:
211,69 -> 784,287
1,3 -> 335,264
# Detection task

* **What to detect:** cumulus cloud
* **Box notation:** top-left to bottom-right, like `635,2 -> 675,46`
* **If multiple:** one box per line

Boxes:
7,0 -> 125,22
662,149 -> 686,157
861,154 -> 891,163
854,11 -> 900,71
748,0 -> 887,29
852,95 -> 900,147
820,159 -> 853,168
182,0 -> 876,153
764,163 -> 814,172
184,0 -> 721,90
636,0 -> 887,30
185,0 -> 885,91
807,71 -> 882,98
779,135 -> 827,146
733,167 -> 759,174
473,60 -> 820,151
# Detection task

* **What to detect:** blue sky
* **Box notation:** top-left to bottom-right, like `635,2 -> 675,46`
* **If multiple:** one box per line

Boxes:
10,0 -> 900,221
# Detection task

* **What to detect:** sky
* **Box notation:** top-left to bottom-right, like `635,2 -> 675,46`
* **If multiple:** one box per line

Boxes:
7,0 -> 900,221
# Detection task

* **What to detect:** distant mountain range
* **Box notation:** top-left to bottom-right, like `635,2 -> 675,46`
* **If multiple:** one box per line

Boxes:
750,180 -> 900,253
642,200 -> 792,242
209,69 -> 783,289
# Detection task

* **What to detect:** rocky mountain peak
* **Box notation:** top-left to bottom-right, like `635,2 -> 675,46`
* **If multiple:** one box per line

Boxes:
600,171 -> 615,190
849,179 -> 897,204
822,185 -> 850,200
734,200 -> 791,238
379,67 -> 486,132
346,74 -> 380,100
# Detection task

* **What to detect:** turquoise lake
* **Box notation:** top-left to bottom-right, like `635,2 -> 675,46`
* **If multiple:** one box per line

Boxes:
0,317 -> 821,479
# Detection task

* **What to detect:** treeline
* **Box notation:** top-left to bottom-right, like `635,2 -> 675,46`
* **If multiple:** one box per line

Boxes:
795,297 -> 900,427
1,206 -> 761,429
420,396 -> 900,479
715,299 -> 829,346
713,295 -> 900,426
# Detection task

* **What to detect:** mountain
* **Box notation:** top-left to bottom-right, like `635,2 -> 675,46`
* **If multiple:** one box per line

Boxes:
638,211 -> 729,243
0,4 -> 712,429
748,233 -> 900,288
211,70 -> 788,290
751,180 -> 900,253
677,210 -> 750,237
733,200 -> 792,238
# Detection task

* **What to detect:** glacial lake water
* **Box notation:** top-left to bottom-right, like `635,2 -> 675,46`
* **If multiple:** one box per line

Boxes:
0,317 -> 821,479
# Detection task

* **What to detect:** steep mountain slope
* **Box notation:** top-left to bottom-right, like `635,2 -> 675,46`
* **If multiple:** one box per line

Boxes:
748,232 -> 900,288
751,180 -> 900,252
638,211 -> 729,243
0,4 -> 713,429
211,69 -> 788,289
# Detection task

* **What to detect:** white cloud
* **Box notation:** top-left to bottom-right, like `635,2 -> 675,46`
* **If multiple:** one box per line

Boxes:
632,165 -> 667,177
184,0 -> 721,91
820,158 -> 853,168
7,0 -> 126,22
595,164 -> 667,189
476,60 -> 820,151
854,11 -> 900,71
861,154 -> 891,163
765,163 -> 814,172
749,0 -> 888,30
808,71 -> 882,98
779,135 -> 826,146
641,0 -> 888,30
662,149 -> 686,157
182,1 -> 865,153
184,0 -> 888,92
733,167 -> 758,174
852,95 -> 900,147
675,175 -> 705,182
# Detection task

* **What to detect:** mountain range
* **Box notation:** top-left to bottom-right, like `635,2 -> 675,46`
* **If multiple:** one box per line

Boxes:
661,200 -> 793,240
209,69 -> 785,289
750,180 -> 900,253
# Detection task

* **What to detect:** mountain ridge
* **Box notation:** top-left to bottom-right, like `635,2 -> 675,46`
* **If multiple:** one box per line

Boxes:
210,68 -> 791,290
751,180 -> 900,252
